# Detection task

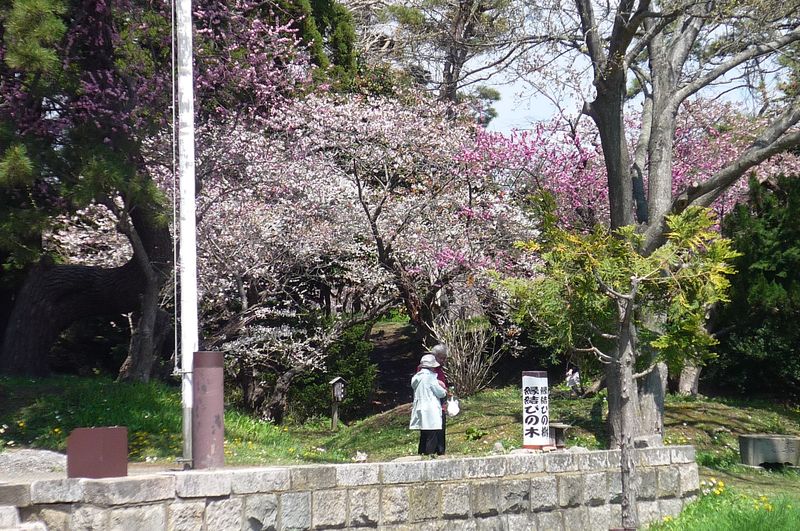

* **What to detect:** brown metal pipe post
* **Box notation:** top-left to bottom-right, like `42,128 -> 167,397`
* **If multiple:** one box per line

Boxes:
192,351 -> 225,469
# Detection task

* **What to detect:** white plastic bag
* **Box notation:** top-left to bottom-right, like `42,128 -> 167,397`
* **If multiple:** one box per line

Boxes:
446,397 -> 460,417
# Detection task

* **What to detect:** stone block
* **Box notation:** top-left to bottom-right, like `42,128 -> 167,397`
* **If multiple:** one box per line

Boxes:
69,505 -> 109,530
659,498 -> 683,520
544,453 -> 578,473
167,501 -> 205,531
657,467 -> 680,498
586,504 -> 611,531
670,445 -> 695,464
243,494 -> 277,531
636,447 -> 670,467
313,489 -> 348,528
381,461 -> 425,484
607,450 -> 621,468
637,467 -> 657,500
380,486 -> 409,525
348,487 -> 380,527
498,480 -> 529,514
739,435 -> 800,465
577,451 -> 608,471
108,505 -> 167,531
0,484 -> 30,507
27,506 -> 70,531
424,459 -> 463,482
536,509 -> 564,531
408,484 -> 441,522
475,515 -> 506,530
0,506 -> 18,527
556,474 -> 583,507
678,464 -> 699,496
609,503 -> 621,528
506,513 -> 537,531
529,475 -> 557,511
82,476 -> 175,505
441,484 -> 470,519
637,500 -> 660,526
230,468 -> 290,494
608,471 -> 622,504
470,481 -> 500,517
173,470 -> 231,498
291,465 -> 336,490
337,464 -> 379,487
441,520 -> 477,531
281,491 -> 312,530
30,479 -> 84,504
17,522 -> 47,531
401,521 -> 444,531
634,435 -> 664,448
582,472 -> 608,506
562,506 -> 588,530
463,456 -> 506,479
206,498 -> 242,531
505,453 -> 545,476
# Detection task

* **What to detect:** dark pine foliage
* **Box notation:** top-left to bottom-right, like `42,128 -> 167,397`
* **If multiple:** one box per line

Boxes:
705,176 -> 800,398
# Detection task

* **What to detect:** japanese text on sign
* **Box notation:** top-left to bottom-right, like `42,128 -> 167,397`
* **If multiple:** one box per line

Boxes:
522,373 -> 549,447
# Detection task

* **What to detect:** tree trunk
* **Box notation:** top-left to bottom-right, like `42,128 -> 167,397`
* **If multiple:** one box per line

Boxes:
606,297 -> 640,529
0,259 -> 145,375
116,205 -> 168,383
0,201 -> 172,377
678,364 -> 701,396
234,362 -> 302,424
638,362 -> 667,439
260,368 -> 302,424
117,282 -> 159,382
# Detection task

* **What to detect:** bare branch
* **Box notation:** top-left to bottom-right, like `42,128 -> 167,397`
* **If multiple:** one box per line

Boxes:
672,26 -> 800,105
594,270 -> 635,300
632,360 -> 660,380
575,0 -> 606,76
575,345 -> 613,363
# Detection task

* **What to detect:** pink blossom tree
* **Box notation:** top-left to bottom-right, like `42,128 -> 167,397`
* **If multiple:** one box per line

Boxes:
174,90 -> 535,419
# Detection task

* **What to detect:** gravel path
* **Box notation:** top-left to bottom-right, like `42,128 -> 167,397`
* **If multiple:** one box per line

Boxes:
0,449 -> 66,483
0,449 -> 178,484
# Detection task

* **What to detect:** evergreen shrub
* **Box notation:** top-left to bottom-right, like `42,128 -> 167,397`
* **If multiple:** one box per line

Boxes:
288,324 -> 377,422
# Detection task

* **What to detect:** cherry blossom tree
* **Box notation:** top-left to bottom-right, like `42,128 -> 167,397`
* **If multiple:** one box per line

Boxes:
174,90 -> 535,419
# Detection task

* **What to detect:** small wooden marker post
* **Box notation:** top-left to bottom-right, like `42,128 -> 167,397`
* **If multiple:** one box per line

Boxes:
329,377 -> 347,431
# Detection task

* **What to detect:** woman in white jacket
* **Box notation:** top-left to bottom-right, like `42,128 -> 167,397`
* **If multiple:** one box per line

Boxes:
409,354 -> 447,455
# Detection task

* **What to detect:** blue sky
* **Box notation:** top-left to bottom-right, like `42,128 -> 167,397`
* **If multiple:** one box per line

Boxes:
487,82 -> 562,133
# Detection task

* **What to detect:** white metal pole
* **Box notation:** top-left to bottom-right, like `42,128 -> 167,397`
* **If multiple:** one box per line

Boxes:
176,0 -> 198,465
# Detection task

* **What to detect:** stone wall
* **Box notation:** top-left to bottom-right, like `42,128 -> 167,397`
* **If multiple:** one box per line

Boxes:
1,446 -> 699,530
